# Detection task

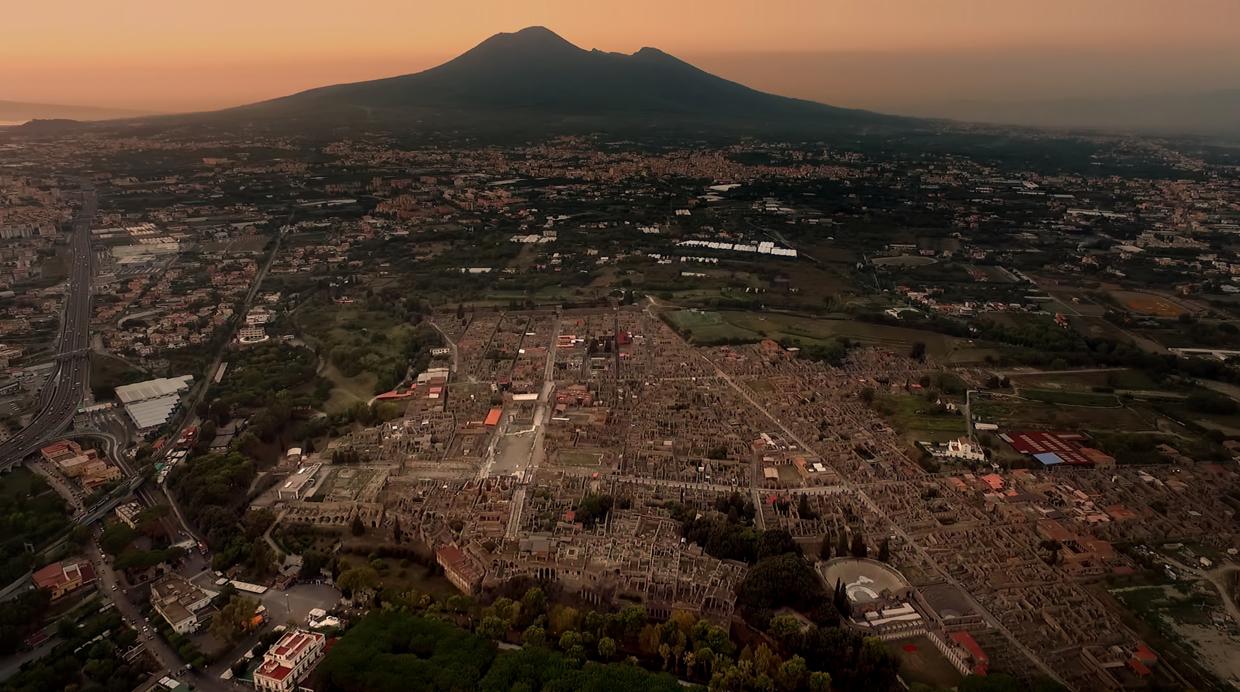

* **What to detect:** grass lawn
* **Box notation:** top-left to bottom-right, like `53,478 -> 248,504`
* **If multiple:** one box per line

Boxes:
296,301 -> 414,409
874,394 -> 967,443
339,553 -> 459,599
886,635 -> 963,689
555,449 -> 604,467
1021,388 -> 1120,407
321,362 -> 377,414
89,352 -> 147,398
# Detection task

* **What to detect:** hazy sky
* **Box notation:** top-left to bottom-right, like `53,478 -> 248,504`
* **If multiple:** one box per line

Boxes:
4,0 -> 1239,114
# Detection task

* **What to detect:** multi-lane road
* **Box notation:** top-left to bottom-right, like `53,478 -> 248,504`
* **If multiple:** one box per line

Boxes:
0,188 -> 95,470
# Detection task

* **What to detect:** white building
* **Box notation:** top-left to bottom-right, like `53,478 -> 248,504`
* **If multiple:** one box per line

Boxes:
115,376 -> 193,432
944,437 -> 986,462
150,574 -> 215,635
253,629 -> 326,692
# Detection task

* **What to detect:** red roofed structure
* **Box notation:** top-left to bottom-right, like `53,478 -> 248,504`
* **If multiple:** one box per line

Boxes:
484,407 -> 503,427
1000,431 -> 1113,467
31,559 -> 96,601
253,629 -> 326,692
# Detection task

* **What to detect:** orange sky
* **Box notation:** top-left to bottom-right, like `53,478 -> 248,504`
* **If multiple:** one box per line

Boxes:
4,0 -> 1239,112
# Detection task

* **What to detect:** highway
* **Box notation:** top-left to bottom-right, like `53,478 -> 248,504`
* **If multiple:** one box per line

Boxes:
0,189 -> 95,470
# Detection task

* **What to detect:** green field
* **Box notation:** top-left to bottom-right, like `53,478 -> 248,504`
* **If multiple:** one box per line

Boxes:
972,396 -> 1152,431
555,449 -> 605,467
1020,388 -> 1120,407
321,362 -> 377,414
89,352 -> 148,399
295,300 -> 434,405
885,636 -> 963,689
665,309 -> 996,363
873,394 -> 967,443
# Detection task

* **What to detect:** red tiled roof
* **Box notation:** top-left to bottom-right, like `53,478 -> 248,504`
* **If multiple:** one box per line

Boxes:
272,631 -> 317,659
484,407 -> 502,426
1128,657 -> 1151,677
1133,642 -> 1158,665
256,660 -> 293,681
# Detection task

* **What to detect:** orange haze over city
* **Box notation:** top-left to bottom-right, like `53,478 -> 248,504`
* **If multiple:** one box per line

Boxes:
4,0 -> 1239,115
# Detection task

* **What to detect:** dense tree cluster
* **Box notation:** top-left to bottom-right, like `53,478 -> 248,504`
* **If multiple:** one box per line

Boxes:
736,553 -> 834,627
2,611 -> 149,692
0,589 -> 50,655
168,451 -> 273,574
0,470 -> 71,584
574,494 -> 615,529
298,300 -> 443,394
315,611 -> 498,691
204,342 -> 327,414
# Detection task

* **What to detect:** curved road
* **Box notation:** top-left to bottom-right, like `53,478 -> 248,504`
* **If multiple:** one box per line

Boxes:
0,188 -> 94,469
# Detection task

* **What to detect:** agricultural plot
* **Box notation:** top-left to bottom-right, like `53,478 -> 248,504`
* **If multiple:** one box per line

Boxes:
873,394 -> 968,445
1111,290 -> 1193,318
666,309 -> 992,363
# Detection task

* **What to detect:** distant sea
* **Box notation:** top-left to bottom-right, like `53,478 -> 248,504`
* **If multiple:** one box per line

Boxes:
0,120 -> 25,127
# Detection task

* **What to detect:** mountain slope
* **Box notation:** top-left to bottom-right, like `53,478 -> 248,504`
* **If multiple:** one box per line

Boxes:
216,26 -> 903,135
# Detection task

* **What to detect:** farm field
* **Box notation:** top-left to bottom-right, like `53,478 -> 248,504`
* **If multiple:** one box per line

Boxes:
1005,368 -> 1161,392
873,394 -> 968,445
971,395 -> 1154,432
1110,290 -> 1193,318
665,309 -> 997,363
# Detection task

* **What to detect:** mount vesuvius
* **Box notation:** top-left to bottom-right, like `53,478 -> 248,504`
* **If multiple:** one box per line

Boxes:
177,26 -> 908,136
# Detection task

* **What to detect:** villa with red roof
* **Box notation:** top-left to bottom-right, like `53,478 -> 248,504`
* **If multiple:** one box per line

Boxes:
31,558 -> 96,601
253,628 -> 326,692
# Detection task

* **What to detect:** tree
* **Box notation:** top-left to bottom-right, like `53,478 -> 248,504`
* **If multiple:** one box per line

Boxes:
769,614 -> 804,652
338,565 -> 379,595
796,494 -> 816,520
877,537 -> 891,563
558,630 -> 581,652
819,534 -> 832,561
575,494 -> 614,528
910,341 -> 927,361
523,625 -> 546,647
597,636 -> 617,661
836,531 -> 849,559
757,529 -> 800,560
809,671 -> 833,692
850,531 -> 868,558
392,517 -> 403,543
478,616 -> 508,640
519,586 -> 547,628
210,596 -> 259,644
350,514 -> 365,536
547,605 -> 580,635
736,554 -> 829,620
776,655 -> 809,691
100,523 -> 136,556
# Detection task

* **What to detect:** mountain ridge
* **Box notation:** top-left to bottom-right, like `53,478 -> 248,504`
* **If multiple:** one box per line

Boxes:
207,26 -> 906,136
